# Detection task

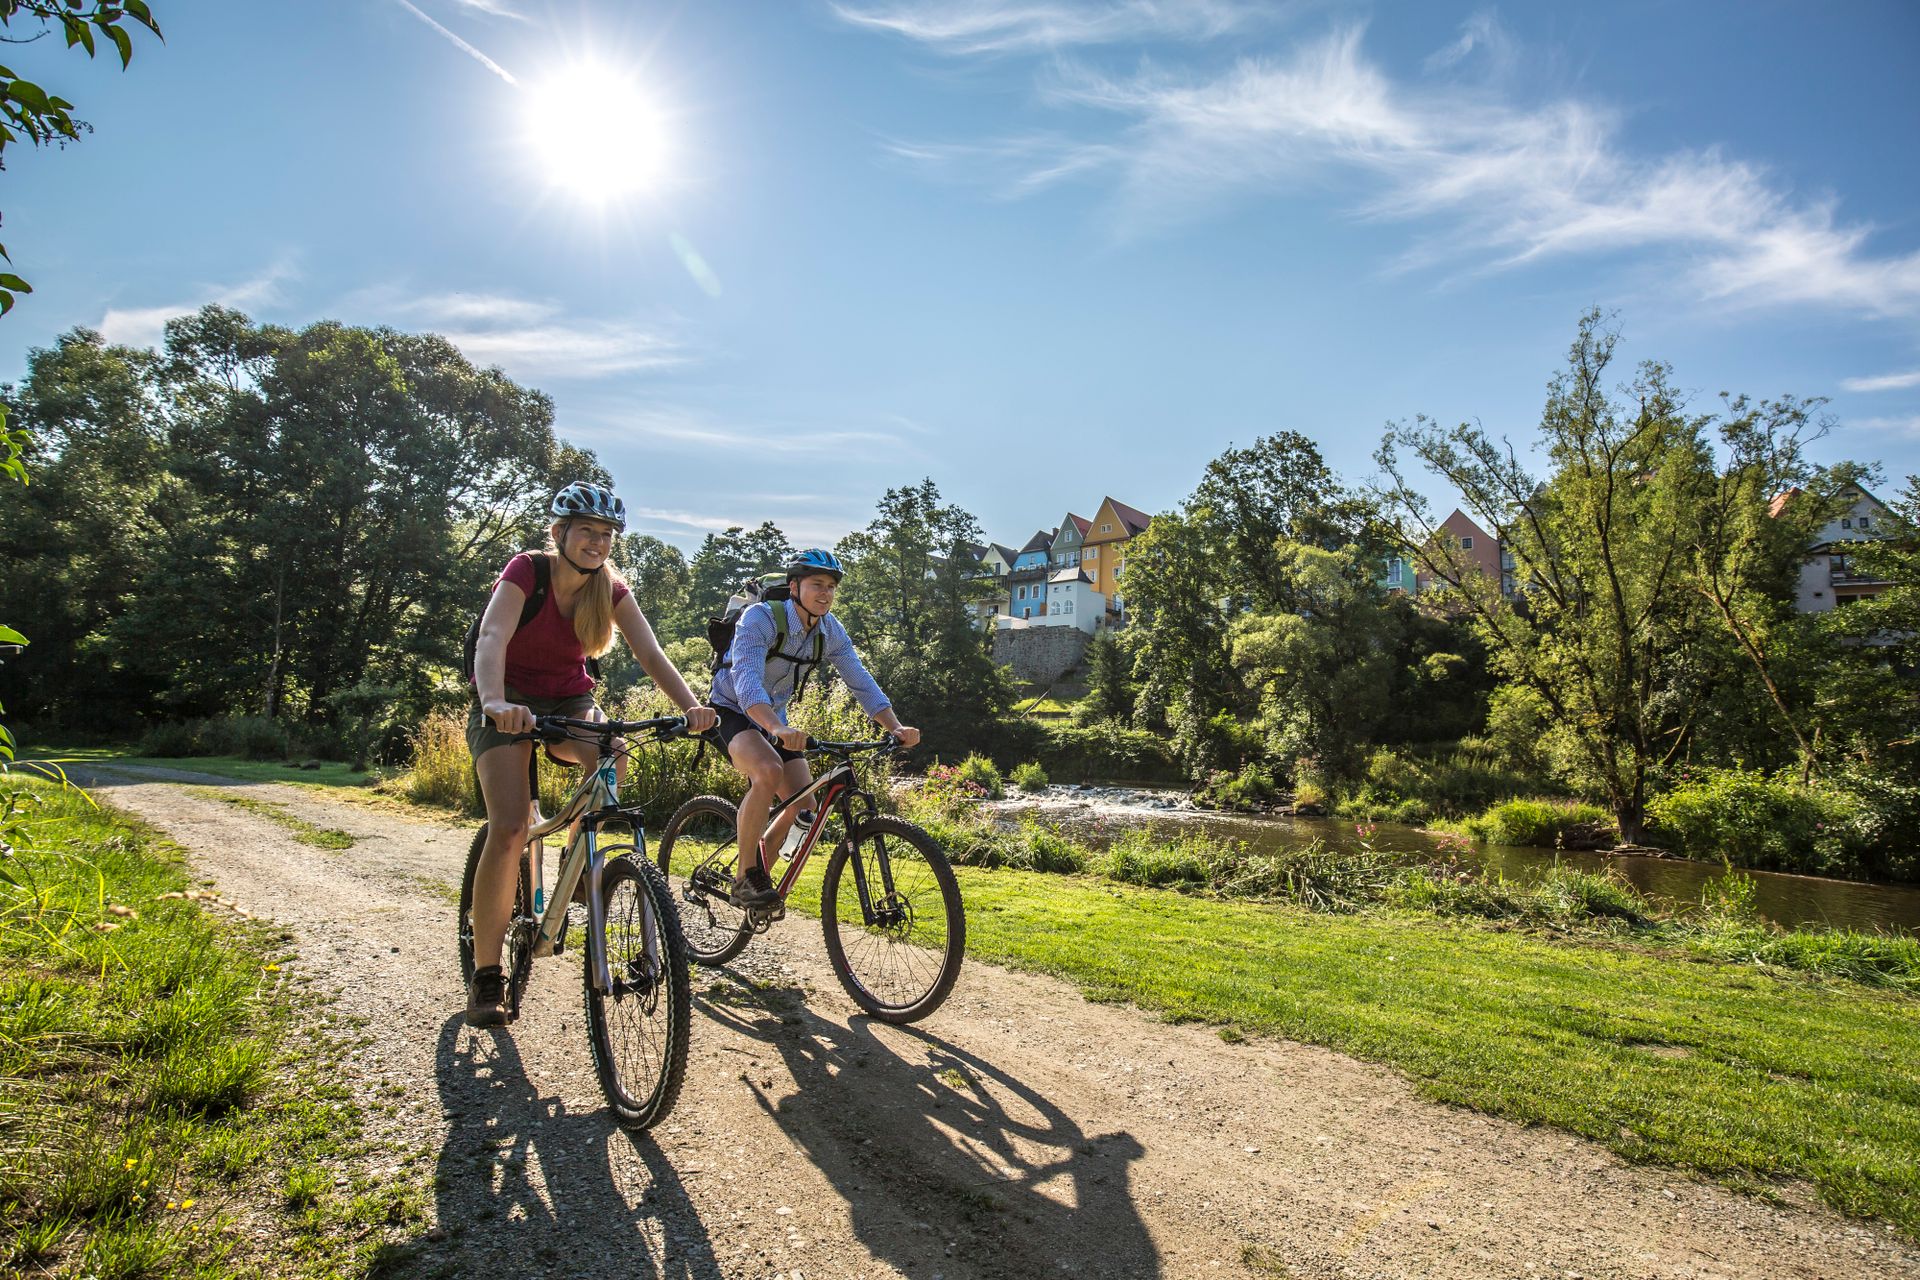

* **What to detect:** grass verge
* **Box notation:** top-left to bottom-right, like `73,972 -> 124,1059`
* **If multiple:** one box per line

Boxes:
188,789 -> 356,850
1,778 -> 428,1277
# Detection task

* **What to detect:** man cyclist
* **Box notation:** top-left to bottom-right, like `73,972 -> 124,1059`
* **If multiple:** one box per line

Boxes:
708,548 -> 919,907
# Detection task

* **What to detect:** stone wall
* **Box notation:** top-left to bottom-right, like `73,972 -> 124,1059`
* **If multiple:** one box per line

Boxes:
992,626 -> 1091,684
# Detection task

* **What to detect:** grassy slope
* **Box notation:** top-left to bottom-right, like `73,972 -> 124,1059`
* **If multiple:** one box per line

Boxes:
951,865 -> 1920,1230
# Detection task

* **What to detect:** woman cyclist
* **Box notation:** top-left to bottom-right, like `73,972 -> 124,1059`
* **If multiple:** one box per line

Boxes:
707,548 -> 919,908
466,481 -> 716,1026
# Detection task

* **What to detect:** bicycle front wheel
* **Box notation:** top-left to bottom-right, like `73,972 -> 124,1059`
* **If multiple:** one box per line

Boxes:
820,815 -> 964,1024
584,850 -> 691,1130
656,795 -> 753,966
458,823 -> 535,1019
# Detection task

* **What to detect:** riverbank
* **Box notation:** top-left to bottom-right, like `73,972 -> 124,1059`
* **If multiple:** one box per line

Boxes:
0,778 -> 427,1276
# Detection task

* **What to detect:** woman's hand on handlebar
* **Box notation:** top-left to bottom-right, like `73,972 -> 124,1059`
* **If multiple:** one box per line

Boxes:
485,700 -> 535,736
683,705 -> 718,734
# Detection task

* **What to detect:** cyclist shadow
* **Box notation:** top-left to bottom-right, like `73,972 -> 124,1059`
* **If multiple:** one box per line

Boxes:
702,983 -> 1159,1279
393,1013 -> 722,1280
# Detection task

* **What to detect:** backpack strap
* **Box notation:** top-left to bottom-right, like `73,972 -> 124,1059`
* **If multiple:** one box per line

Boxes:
521,553 -> 551,628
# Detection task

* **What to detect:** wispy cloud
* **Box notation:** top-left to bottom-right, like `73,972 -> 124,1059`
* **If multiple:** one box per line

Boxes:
831,0 -> 1266,54
880,24 -> 1920,318
1424,9 -> 1513,74
620,406 -> 918,456
626,504 -> 860,548
349,290 -> 692,380
391,0 -> 518,84
98,262 -> 297,349
1851,414 -> 1920,439
444,0 -> 527,19
1842,370 -> 1920,393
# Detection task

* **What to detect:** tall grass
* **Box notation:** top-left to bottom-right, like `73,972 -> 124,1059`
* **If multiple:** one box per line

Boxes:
0,778 -> 429,1274
1455,797 -> 1613,847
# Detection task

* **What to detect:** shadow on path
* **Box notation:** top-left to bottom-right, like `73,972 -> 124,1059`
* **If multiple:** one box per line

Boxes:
379,1014 -> 719,1280
701,976 -> 1159,1279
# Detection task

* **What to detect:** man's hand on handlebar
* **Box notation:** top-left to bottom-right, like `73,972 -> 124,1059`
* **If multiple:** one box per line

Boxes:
771,724 -> 810,752
890,725 -> 921,750
684,705 -> 718,734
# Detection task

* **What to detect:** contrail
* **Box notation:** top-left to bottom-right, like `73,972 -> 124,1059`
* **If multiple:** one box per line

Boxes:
392,0 -> 519,85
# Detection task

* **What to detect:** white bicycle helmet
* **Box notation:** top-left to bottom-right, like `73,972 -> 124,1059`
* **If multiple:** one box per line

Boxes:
550,481 -> 626,531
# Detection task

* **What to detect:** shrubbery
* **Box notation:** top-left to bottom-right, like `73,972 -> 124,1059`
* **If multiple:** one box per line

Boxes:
1459,797 -> 1611,847
1194,763 -> 1278,811
136,715 -> 293,761
1648,767 -> 1918,880
1010,761 -> 1049,792
1027,722 -> 1182,784
1333,740 -> 1550,824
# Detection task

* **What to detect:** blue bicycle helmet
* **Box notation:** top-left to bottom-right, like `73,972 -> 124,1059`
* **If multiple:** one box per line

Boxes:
550,481 -> 626,531
786,548 -> 844,582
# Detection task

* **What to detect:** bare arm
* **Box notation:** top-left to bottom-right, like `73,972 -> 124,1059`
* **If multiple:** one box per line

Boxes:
475,581 -> 532,734
613,594 -> 717,732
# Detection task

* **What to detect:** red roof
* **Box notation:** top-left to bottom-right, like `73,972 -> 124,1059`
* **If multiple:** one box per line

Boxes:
1103,497 -> 1151,535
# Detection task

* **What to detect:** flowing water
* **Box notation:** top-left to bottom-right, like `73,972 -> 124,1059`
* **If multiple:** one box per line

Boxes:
988,785 -> 1920,936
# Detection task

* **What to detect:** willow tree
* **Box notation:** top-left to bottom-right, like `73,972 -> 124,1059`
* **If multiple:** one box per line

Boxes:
1376,311 -> 1848,841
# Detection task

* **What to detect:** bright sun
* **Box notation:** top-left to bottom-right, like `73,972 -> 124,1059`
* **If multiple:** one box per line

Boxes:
523,63 -> 670,202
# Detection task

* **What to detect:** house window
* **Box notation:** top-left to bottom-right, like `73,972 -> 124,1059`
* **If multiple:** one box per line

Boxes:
1101,523 -> 1112,532
1063,600 -> 1073,614
1842,518 -> 1853,529
1460,536 -> 1474,550
1086,548 -> 1098,560
1860,515 -> 1873,529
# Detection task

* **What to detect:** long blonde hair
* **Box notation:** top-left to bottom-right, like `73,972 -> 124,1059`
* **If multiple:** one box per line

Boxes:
547,520 -> 626,658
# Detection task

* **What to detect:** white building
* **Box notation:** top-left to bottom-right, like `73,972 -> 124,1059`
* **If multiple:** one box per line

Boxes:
1777,485 -> 1895,613
1034,568 -> 1101,634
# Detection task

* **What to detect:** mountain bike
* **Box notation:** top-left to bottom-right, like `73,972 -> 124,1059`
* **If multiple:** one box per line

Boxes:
456,714 -> 693,1129
656,735 -> 964,1024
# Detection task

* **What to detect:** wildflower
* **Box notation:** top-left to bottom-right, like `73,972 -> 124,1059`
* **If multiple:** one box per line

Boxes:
181,1198 -> 196,1210
124,1157 -> 138,1170
264,963 -> 281,972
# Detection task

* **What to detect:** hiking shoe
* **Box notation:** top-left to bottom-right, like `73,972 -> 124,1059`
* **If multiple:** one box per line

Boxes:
729,865 -> 781,909
465,965 -> 508,1027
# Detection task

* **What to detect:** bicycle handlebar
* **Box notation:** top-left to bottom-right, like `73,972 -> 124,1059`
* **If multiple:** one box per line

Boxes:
507,714 -> 691,745
805,733 -> 901,756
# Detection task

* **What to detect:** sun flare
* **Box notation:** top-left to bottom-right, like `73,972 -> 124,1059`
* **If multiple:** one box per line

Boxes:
523,63 -> 670,202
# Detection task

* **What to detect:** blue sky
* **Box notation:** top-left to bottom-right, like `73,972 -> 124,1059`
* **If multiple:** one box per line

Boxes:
6,0 -> 1919,551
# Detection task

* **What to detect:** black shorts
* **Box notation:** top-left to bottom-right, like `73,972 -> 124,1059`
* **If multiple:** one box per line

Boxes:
710,704 -> 804,763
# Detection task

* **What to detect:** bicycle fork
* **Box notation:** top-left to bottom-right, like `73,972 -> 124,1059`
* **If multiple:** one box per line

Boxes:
534,821 -> 662,996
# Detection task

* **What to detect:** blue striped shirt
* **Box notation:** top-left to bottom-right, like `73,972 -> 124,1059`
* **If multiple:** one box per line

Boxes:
709,600 -> 892,724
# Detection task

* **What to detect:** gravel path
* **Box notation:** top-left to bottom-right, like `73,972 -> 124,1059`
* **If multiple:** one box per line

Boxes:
77,764 -> 1920,1280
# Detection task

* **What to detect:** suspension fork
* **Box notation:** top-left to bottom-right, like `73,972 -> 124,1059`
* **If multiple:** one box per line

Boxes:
842,786 -> 899,926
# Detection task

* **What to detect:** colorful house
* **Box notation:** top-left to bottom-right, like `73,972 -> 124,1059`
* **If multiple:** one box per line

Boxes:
1413,510 -> 1501,594
1007,529 -> 1056,620
1081,497 -> 1151,624
1050,513 -> 1090,572
976,541 -> 1016,620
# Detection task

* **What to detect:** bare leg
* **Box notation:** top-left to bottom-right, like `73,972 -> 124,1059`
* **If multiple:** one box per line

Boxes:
761,756 -> 816,863
472,742 -> 535,970
728,732 -> 788,876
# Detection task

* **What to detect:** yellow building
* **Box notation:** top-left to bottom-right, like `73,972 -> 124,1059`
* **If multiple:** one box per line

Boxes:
1080,496 -> 1151,622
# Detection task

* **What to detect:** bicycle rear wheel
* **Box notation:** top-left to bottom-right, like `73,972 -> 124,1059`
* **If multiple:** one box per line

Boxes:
458,823 -> 535,1019
820,815 -> 964,1024
584,850 -> 691,1130
656,795 -> 753,966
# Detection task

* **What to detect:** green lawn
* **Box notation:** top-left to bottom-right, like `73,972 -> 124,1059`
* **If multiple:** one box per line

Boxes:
948,865 -> 1920,1232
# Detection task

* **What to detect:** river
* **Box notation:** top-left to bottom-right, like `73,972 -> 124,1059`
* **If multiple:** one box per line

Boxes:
986,785 -> 1920,936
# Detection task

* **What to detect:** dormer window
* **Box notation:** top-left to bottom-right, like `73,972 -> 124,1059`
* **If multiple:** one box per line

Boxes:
1101,523 -> 1112,533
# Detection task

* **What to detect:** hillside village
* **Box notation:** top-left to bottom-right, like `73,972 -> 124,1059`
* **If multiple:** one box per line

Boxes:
970,483 -> 1900,639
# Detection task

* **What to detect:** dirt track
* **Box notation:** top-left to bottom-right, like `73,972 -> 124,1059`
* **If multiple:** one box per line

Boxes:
77,765 -> 1920,1280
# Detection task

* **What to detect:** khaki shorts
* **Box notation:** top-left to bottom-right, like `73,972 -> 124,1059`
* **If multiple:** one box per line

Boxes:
466,688 -> 600,761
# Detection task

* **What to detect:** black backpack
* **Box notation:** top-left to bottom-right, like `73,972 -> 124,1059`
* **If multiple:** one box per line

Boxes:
708,575 -> 825,700
460,555 -> 603,684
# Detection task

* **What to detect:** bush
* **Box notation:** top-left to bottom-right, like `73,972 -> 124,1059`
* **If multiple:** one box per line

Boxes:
1031,723 -> 1182,784
1332,742 -> 1554,825
399,710 -> 477,812
952,754 -> 1004,800
135,716 -> 291,761
1010,761 -> 1049,792
1195,763 -> 1277,811
1462,797 -> 1611,847
1648,767 -> 1897,879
